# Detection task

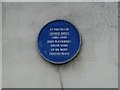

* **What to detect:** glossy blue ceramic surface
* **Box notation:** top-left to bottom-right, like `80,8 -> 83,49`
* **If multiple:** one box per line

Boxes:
38,20 -> 81,64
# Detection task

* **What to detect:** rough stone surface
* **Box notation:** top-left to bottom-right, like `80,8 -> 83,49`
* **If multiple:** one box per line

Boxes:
2,2 -> 118,88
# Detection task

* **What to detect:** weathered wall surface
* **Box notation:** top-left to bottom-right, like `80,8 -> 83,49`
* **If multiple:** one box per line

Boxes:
2,2 -> 118,88
0,1 -> 2,89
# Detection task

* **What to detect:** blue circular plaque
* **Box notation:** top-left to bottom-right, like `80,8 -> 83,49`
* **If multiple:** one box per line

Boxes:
38,20 -> 81,64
